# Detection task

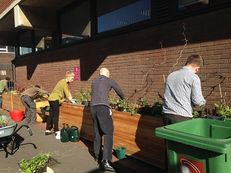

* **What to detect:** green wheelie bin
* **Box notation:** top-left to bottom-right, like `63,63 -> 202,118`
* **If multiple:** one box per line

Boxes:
155,118 -> 231,173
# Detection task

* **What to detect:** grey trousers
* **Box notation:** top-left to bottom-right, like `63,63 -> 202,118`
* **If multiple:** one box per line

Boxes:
21,95 -> 36,124
91,105 -> 113,161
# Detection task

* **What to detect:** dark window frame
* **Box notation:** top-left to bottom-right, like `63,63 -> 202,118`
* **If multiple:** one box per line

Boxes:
15,0 -> 231,58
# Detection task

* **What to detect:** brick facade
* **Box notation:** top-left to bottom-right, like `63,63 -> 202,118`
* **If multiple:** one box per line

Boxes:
13,7 -> 231,107
0,0 -> 14,14
0,53 -> 14,63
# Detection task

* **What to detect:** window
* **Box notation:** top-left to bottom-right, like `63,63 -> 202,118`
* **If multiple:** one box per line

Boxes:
19,47 -> 32,55
60,0 -> 91,45
18,30 -> 33,56
0,46 -> 7,53
178,0 -> 209,9
34,31 -> 54,51
97,0 -> 151,33
0,46 -> 15,53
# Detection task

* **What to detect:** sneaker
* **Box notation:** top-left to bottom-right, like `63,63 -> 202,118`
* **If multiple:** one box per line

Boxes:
100,160 -> 115,172
94,154 -> 99,162
45,130 -> 54,135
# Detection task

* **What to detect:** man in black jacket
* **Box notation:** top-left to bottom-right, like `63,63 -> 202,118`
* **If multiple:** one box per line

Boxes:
91,68 -> 124,172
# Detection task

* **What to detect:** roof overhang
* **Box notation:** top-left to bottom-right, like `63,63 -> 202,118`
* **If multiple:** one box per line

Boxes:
0,0 -> 76,46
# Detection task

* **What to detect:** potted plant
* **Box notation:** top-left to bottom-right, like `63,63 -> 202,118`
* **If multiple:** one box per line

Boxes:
19,153 -> 54,173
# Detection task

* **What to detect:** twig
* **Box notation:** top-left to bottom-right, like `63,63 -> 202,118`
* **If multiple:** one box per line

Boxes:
127,41 -> 167,100
169,23 -> 188,73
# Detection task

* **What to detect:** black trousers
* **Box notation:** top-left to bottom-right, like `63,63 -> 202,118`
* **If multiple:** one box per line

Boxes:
91,105 -> 113,161
163,113 -> 192,125
46,100 -> 60,132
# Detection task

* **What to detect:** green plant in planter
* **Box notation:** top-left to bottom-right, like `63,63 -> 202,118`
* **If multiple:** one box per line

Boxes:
19,153 -> 50,173
138,97 -> 149,108
116,98 -> 127,112
150,101 -> 163,116
126,102 -> 139,115
109,96 -> 118,109
192,106 -> 206,118
75,90 -> 91,106
137,98 -> 163,116
215,103 -> 231,118
137,97 -> 152,115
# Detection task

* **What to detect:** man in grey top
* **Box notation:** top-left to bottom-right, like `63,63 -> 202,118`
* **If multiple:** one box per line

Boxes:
91,68 -> 124,172
163,54 -> 206,125
21,85 -> 49,124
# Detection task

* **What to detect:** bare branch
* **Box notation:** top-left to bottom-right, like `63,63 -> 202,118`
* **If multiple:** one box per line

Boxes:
169,23 -> 188,73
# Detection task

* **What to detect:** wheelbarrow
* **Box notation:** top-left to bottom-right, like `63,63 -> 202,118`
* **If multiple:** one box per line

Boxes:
0,115 -> 37,158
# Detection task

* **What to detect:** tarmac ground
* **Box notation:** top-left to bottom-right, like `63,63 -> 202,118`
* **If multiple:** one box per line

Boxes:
0,109 -> 166,173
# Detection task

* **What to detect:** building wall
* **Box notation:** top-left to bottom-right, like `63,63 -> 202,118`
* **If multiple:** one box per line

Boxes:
0,53 -> 15,80
14,7 -> 231,107
0,53 -> 14,63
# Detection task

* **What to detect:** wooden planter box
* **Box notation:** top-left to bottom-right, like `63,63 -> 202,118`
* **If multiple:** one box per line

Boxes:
2,93 -> 24,111
60,103 -> 166,169
2,93 -> 49,122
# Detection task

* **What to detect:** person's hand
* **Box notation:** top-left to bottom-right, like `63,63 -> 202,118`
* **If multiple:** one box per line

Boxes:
70,99 -> 76,104
61,99 -> 66,103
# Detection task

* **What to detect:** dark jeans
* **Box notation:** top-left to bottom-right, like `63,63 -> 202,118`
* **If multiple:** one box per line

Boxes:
91,105 -> 113,161
46,100 -> 60,132
21,95 -> 36,124
163,113 -> 192,125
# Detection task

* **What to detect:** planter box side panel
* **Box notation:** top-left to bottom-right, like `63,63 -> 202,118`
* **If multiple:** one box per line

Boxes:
113,112 -> 165,169
60,104 -> 94,141
60,104 -> 166,169
2,94 -> 24,111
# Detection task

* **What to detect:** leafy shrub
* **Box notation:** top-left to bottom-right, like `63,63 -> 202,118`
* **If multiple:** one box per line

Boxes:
192,106 -> 206,118
215,103 -> 231,118
75,90 -> 91,106
137,98 -> 163,116
108,97 -> 162,116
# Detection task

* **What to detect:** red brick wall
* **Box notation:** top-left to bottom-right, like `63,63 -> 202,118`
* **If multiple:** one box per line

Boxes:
14,7 -> 231,107
0,53 -> 14,63
0,0 -> 14,14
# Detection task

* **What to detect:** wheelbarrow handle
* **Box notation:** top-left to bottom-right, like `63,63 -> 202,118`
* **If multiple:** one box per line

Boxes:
14,125 -> 33,136
27,128 -> 33,136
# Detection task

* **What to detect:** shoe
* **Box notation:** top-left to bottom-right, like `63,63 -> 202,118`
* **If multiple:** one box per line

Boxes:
45,130 -> 54,135
100,160 -> 115,172
94,154 -> 99,165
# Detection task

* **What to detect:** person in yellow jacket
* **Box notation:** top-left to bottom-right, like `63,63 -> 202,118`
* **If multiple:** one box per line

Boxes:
45,71 -> 75,135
